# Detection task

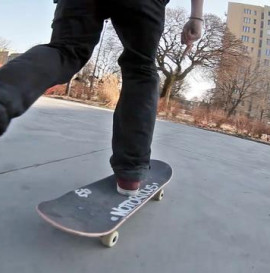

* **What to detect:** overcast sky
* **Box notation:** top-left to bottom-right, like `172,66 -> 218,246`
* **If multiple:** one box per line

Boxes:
1,0 -> 270,98
2,0 -> 270,52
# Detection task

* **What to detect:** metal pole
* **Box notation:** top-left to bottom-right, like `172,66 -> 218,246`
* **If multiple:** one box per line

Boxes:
90,19 -> 109,94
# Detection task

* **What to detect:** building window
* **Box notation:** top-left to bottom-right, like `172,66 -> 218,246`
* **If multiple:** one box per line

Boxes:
261,21 -> 264,28
243,26 -> 250,32
244,17 -> 251,24
241,36 -> 249,42
266,49 -> 270,56
268,11 -> 270,16
268,20 -> 270,25
259,40 -> 263,47
252,38 -> 256,43
258,49 -> 261,57
267,39 -> 270,45
254,19 -> 257,24
254,10 -> 257,16
253,28 -> 256,34
267,29 -> 270,35
264,59 -> 270,66
262,12 -> 264,20
260,30 -> 263,37
251,47 -> 254,53
244,9 -> 251,14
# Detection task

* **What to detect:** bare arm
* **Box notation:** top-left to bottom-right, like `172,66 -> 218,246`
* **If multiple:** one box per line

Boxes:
191,0 -> 204,18
181,0 -> 204,47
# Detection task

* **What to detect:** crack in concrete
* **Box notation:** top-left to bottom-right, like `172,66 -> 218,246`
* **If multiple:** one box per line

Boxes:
0,147 -> 110,175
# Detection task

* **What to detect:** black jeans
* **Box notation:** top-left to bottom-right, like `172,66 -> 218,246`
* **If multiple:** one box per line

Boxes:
0,0 -> 168,180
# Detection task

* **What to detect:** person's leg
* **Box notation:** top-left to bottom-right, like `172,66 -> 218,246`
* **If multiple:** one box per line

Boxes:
0,0 -> 107,136
110,0 -> 168,189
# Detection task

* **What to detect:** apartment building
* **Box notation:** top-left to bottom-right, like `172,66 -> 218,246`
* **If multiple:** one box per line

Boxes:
227,2 -> 270,65
226,2 -> 270,119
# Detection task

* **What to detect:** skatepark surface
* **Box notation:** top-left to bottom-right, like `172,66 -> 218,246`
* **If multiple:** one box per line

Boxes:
0,97 -> 270,273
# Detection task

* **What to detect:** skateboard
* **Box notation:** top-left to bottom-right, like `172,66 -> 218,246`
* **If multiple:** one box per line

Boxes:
36,159 -> 173,247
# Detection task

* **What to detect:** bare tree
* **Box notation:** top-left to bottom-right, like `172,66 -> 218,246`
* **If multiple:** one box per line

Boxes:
254,81 -> 270,121
212,55 -> 270,117
66,22 -> 122,99
93,22 -> 122,79
0,37 -> 10,51
79,61 -> 94,84
201,88 -> 217,105
171,79 -> 189,98
156,8 -> 242,108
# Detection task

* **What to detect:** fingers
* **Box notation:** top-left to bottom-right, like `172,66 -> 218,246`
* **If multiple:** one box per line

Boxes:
181,30 -> 191,46
181,20 -> 202,46
182,44 -> 193,57
182,29 -> 201,46
181,31 -> 196,46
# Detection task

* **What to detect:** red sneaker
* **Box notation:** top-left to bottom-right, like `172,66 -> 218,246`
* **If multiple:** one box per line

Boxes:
116,179 -> 141,196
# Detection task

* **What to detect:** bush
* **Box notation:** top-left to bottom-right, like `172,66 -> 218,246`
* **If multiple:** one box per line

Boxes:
158,98 -> 167,114
250,121 -> 268,138
71,82 -> 84,98
45,84 -> 67,96
209,109 -> 228,128
234,115 -> 252,135
168,99 -> 182,117
157,98 -> 182,117
191,107 -> 209,125
97,74 -> 120,107
265,125 -> 270,135
191,107 -> 228,127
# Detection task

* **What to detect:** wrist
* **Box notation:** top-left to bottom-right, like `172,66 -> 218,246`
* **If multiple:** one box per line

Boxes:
189,16 -> 204,22
190,12 -> 203,18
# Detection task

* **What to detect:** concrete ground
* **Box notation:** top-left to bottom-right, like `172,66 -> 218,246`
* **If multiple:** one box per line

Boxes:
0,97 -> 270,273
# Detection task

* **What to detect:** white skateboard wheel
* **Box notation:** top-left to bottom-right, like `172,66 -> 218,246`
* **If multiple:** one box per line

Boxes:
153,189 -> 164,201
101,231 -> 119,247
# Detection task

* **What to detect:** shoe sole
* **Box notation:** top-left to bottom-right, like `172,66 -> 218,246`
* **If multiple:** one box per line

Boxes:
117,184 -> 140,197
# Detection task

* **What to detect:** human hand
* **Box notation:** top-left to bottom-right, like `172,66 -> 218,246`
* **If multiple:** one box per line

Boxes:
181,18 -> 203,46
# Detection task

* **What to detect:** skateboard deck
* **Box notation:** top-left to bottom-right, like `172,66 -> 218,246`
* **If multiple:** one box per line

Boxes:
37,159 -> 172,247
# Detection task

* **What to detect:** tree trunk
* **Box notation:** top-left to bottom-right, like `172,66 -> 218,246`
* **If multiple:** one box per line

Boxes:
227,106 -> 236,117
160,76 -> 174,98
226,95 -> 244,117
160,76 -> 175,111
227,102 -> 239,117
260,109 -> 264,121
66,80 -> 72,97
66,75 -> 76,97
